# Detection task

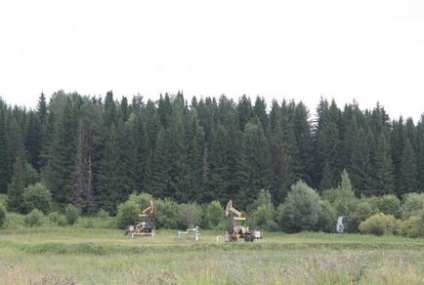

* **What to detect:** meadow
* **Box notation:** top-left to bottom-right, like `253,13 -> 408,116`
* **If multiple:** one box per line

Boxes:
1,226 -> 424,285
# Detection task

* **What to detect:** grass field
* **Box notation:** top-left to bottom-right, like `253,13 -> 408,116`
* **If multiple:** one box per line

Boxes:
1,227 -> 424,284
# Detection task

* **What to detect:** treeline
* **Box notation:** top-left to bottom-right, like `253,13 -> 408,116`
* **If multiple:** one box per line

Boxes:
0,91 -> 424,215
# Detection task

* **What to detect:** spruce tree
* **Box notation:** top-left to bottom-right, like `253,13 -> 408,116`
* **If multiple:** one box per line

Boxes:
416,115 -> 424,192
0,105 -> 10,193
77,97 -> 103,214
253,95 -> 269,134
314,99 -> 343,190
186,110 -> 206,202
290,101 -> 314,185
158,93 -> 172,128
237,95 -> 253,131
269,100 -> 293,203
125,111 -> 147,193
115,119 -> 135,199
391,118 -> 405,192
144,100 -> 161,191
398,138 -> 418,195
348,128 -> 374,195
7,152 -> 27,213
103,91 -> 117,128
372,132 -> 395,195
119,96 -> 129,122
195,97 -> 218,145
6,116 -> 29,213
43,96 -> 77,207
235,120 -> 272,208
73,121 -> 85,210
96,124 -> 121,214
146,127 -> 171,198
167,95 -> 191,202
25,111 -> 42,171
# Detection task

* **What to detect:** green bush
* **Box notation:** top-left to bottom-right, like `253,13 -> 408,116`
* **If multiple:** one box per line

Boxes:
0,204 -> 6,228
348,199 -> 376,233
278,181 -> 322,232
82,219 -> 94,228
359,213 -> 397,236
154,198 -> 179,229
400,216 -> 422,238
23,182 -> 52,214
321,187 -> 338,204
251,204 -> 279,231
3,212 -> 26,229
0,193 -> 7,207
116,201 -> 139,229
115,192 -> 155,229
127,192 -> 154,210
333,170 -> 358,215
400,211 -> 424,238
24,209 -> 44,227
315,200 -> 337,233
48,211 -> 66,226
205,200 -> 225,229
178,203 -> 203,229
65,204 -> 81,225
332,192 -> 358,218
24,162 -> 40,186
372,194 -> 401,217
249,189 -> 278,231
400,193 -> 424,220
97,209 -> 110,220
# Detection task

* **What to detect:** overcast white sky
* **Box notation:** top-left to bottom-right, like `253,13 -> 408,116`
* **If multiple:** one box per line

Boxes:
1,0 -> 423,121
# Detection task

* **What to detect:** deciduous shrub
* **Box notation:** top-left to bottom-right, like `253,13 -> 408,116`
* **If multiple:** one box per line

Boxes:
116,193 -> 156,229
315,200 -> 337,233
116,201 -> 139,229
321,187 -> 338,204
400,211 -> 424,238
359,213 -> 397,236
278,181 -> 322,232
24,209 -> 44,227
154,198 -> 179,229
348,199 -> 376,233
97,209 -> 110,220
372,194 -> 401,217
127,192 -> 154,209
400,193 -> 424,220
0,204 -> 6,227
322,170 -> 361,233
250,189 -> 278,231
0,193 -> 7,207
205,200 -> 225,229
178,203 -> 203,229
23,183 -> 52,214
251,205 -> 279,231
65,204 -> 81,225
48,211 -> 66,226
332,182 -> 358,217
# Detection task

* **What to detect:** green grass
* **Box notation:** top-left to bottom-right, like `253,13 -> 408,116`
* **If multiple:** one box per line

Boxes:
1,227 -> 424,284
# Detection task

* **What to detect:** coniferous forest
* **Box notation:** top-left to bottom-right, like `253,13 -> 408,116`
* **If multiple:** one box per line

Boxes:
1,90 -> 424,215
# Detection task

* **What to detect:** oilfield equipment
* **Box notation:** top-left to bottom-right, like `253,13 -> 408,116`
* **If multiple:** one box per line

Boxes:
126,200 -> 155,237
175,226 -> 201,241
216,200 -> 262,243
337,216 -> 344,233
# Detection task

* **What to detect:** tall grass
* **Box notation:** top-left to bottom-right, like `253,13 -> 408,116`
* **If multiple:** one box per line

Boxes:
1,246 -> 424,284
1,223 -> 424,284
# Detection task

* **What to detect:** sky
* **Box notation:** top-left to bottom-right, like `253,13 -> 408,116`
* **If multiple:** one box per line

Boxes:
1,0 -> 423,121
